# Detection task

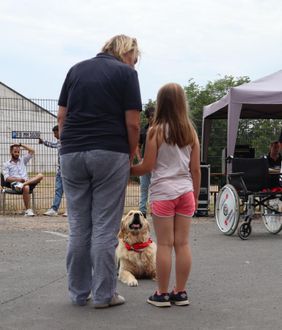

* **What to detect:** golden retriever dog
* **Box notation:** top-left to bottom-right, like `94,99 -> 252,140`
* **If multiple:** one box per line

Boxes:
116,210 -> 156,287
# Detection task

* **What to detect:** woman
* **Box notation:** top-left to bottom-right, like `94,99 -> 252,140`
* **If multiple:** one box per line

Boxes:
58,35 -> 142,308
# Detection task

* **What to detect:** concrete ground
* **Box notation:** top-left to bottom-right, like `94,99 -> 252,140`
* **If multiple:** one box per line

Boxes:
0,215 -> 282,330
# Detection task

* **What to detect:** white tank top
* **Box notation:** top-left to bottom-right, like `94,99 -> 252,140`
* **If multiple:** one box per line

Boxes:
149,142 -> 193,201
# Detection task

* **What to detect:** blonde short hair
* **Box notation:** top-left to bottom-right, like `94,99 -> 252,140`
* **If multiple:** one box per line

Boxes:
102,34 -> 139,63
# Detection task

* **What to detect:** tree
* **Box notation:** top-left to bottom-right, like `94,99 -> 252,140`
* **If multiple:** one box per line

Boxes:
184,75 -> 251,173
141,99 -> 156,127
184,75 -> 282,173
184,75 -> 250,138
145,77 -> 282,175
131,99 -> 157,183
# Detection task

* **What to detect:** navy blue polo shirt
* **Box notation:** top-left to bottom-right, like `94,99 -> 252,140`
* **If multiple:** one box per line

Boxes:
58,53 -> 142,155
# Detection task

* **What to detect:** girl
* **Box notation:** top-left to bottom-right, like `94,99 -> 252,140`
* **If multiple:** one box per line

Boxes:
131,83 -> 201,307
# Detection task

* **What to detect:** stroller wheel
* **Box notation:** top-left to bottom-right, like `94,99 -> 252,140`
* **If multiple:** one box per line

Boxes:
238,222 -> 252,240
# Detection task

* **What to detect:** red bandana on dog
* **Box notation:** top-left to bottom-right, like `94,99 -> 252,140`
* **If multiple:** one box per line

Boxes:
124,238 -> 153,252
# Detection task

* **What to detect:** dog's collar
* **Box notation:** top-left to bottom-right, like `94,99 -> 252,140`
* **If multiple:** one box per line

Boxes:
124,238 -> 153,252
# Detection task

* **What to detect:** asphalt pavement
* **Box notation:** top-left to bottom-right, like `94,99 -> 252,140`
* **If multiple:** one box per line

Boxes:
1,215 -> 282,330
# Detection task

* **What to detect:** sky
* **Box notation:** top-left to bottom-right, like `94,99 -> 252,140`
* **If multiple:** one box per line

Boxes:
1,0 -> 282,104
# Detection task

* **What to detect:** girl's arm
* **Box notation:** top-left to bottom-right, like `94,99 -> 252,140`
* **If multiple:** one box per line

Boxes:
190,136 -> 201,211
131,127 -> 158,176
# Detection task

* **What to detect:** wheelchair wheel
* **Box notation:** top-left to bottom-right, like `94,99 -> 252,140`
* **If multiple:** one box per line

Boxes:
215,184 -> 240,235
262,198 -> 282,234
238,222 -> 252,240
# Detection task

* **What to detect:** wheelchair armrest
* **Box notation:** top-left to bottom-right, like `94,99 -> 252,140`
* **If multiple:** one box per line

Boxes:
228,172 -> 244,178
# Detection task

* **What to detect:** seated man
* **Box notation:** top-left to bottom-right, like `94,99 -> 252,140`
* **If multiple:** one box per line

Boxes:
266,141 -> 281,189
2,143 -> 43,216
267,140 -> 281,169
279,130 -> 282,155
279,131 -> 282,186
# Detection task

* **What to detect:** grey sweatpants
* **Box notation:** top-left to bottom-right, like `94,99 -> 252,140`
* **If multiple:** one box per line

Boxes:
61,150 -> 129,305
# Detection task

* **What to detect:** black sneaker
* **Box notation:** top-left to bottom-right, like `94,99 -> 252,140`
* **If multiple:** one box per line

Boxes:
147,291 -> 171,307
169,290 -> 190,306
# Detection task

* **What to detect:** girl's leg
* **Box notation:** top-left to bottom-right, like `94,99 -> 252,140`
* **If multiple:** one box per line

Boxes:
174,215 -> 192,292
152,215 -> 174,293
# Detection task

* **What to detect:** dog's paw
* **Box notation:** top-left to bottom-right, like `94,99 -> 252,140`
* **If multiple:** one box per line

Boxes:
127,279 -> 138,287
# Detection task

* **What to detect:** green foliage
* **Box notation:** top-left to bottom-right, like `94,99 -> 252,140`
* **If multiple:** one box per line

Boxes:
184,75 -> 250,138
141,99 -> 156,126
144,99 -> 156,109
142,77 -> 282,176
130,99 -> 157,184
237,119 -> 282,157
183,75 -> 282,174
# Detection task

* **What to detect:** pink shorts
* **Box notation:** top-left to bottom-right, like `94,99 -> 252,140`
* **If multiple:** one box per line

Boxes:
150,191 -> 195,217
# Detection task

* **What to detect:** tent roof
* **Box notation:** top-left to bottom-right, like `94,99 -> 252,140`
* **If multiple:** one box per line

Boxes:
203,70 -> 282,119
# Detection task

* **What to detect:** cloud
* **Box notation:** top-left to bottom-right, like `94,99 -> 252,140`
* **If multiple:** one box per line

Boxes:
0,0 -> 282,101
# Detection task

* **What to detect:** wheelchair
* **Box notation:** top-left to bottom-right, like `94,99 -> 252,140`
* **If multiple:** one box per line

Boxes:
215,157 -> 282,240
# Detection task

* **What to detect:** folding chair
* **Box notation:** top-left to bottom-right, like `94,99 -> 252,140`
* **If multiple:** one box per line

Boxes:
0,173 -> 36,215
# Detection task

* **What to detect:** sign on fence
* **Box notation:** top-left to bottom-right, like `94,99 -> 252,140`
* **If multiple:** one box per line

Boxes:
12,131 -> 41,139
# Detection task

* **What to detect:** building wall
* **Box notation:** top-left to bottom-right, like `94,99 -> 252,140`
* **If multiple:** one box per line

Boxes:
0,83 -> 140,214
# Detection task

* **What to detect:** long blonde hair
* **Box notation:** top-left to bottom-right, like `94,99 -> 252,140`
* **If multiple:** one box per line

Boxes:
102,34 -> 139,63
152,83 -> 197,148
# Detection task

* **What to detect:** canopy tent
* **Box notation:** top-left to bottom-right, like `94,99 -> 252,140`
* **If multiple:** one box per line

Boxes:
201,70 -> 282,169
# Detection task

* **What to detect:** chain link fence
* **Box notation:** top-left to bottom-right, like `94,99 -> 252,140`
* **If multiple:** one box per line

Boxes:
0,97 -> 140,214
1,92 -> 281,215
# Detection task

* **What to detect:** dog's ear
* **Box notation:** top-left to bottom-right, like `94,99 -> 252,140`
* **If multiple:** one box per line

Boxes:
118,227 -> 125,239
143,221 -> 151,237
118,216 -> 127,239
140,213 -> 150,232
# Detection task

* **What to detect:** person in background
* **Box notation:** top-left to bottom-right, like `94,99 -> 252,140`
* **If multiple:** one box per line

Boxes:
138,106 -> 155,218
279,131 -> 282,187
39,125 -> 67,217
2,143 -> 43,216
131,83 -> 201,308
57,35 -> 142,308
279,130 -> 282,153
267,141 -> 281,169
